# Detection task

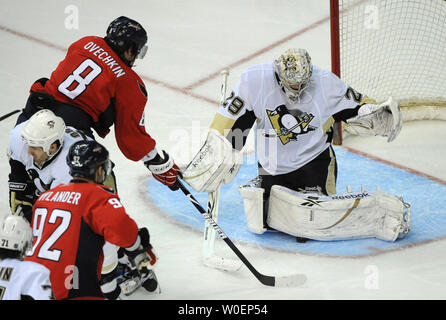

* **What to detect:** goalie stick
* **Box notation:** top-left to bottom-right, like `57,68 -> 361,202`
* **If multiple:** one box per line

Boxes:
177,179 -> 307,287
202,68 -> 242,272
203,184 -> 242,271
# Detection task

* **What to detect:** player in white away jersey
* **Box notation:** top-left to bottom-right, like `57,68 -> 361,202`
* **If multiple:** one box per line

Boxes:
183,48 -> 407,241
7,109 -> 91,222
211,49 -> 401,196
8,109 -> 159,298
0,214 -> 53,300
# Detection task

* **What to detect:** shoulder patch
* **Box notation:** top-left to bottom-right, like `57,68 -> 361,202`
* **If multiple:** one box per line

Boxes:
138,82 -> 147,98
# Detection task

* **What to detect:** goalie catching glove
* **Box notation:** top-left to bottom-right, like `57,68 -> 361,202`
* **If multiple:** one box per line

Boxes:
346,96 -> 403,142
143,149 -> 181,189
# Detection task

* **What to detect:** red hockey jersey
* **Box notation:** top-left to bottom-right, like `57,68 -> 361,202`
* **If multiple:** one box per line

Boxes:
25,180 -> 139,300
36,36 -> 155,161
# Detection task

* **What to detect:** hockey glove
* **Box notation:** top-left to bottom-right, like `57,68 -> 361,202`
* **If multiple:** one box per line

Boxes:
124,228 -> 157,272
346,97 -> 402,142
9,169 -> 37,223
144,150 -> 182,190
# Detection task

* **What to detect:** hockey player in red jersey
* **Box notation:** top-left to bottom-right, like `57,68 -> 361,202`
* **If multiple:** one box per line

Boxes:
16,16 -> 180,189
26,140 -> 157,300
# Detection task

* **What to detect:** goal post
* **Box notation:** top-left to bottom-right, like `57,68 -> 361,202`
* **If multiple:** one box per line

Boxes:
330,0 -> 446,145
330,0 -> 342,145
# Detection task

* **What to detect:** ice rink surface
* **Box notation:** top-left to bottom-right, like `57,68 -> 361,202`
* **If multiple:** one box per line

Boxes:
1,0 -> 445,306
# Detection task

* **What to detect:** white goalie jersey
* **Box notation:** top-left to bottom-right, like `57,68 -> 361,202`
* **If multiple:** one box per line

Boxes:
0,258 -> 52,300
212,62 -> 362,175
8,122 -> 91,193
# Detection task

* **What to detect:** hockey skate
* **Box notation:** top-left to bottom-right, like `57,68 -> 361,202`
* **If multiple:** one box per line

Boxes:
116,262 -> 161,296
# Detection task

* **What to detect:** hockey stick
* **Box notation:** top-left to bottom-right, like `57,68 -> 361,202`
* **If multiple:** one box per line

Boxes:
0,109 -> 20,122
203,184 -> 242,271
202,68 -> 242,271
203,186 -> 220,260
177,179 -> 307,287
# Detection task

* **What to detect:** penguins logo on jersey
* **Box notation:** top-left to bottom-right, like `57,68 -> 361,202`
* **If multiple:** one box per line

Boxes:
266,105 -> 316,144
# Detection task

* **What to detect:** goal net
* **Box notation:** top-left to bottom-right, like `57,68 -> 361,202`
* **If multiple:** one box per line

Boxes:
330,0 -> 446,144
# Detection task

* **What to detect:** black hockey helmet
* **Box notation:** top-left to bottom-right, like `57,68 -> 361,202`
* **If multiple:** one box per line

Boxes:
104,16 -> 148,64
67,140 -> 111,184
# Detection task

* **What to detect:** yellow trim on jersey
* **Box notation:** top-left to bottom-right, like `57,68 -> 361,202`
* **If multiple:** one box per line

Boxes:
325,146 -> 337,195
322,116 -> 335,134
10,191 -> 33,215
360,96 -> 377,105
209,113 -> 236,137
101,262 -> 117,274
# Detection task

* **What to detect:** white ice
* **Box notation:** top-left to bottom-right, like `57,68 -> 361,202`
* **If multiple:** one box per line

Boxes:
0,0 -> 445,300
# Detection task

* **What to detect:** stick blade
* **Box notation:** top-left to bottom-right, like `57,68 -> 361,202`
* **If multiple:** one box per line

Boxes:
273,273 -> 307,287
203,255 -> 243,272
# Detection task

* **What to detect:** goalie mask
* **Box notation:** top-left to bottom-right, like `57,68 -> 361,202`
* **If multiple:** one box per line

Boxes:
0,214 -> 33,257
21,109 -> 66,161
274,48 -> 313,103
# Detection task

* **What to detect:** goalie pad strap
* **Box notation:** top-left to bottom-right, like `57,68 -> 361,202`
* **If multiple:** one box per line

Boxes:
239,177 -> 267,234
267,185 -> 410,242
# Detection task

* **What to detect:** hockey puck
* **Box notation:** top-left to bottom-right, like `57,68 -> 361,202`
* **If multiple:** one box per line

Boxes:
142,278 -> 158,292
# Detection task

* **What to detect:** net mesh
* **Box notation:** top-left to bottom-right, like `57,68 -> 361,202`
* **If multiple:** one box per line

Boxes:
337,0 -> 446,120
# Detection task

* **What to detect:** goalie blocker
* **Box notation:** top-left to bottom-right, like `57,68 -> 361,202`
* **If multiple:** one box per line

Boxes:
239,178 -> 411,242
183,129 -> 242,193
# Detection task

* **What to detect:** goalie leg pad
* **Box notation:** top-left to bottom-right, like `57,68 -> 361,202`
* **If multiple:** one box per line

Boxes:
183,129 -> 242,192
100,242 -> 121,299
239,177 -> 267,234
102,242 -> 119,274
267,185 -> 411,242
